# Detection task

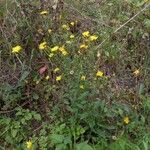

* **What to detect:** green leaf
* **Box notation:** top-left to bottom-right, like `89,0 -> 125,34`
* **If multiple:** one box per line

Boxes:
33,113 -> 41,121
139,83 -> 144,95
110,138 -> 126,150
25,113 -> 32,120
143,141 -> 148,150
11,129 -> 17,138
33,93 -> 39,100
78,91 -> 89,100
21,118 -> 26,124
55,143 -> 67,150
144,19 -> 150,29
50,134 -> 64,144
20,71 -> 30,82
75,142 -> 93,150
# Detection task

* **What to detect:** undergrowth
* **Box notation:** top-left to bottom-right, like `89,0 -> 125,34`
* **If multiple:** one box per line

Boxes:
0,0 -> 150,149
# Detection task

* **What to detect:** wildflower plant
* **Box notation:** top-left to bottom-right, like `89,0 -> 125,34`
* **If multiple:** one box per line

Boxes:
0,0 -> 150,149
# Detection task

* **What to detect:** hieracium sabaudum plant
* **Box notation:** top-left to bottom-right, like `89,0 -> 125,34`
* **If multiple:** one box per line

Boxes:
0,0 -> 150,149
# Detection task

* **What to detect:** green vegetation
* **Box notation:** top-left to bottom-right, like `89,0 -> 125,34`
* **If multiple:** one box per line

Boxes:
0,0 -> 150,149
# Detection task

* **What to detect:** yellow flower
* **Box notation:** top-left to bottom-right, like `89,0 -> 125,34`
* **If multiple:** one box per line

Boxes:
133,69 -> 140,76
39,42 -> 47,50
49,53 -> 54,58
51,46 -> 59,52
45,75 -> 50,80
80,44 -> 88,49
123,116 -> 130,124
48,29 -> 52,33
59,46 -> 65,52
40,10 -> 48,15
80,85 -> 84,89
12,45 -> 22,53
70,35 -> 75,39
26,140 -> 32,149
70,22 -> 75,26
59,46 -> 68,56
96,71 -> 104,77
89,35 -> 98,41
82,31 -> 90,37
62,24 -> 70,30
62,50 -> 68,56
54,67 -> 60,73
56,75 -> 62,81
81,75 -> 86,81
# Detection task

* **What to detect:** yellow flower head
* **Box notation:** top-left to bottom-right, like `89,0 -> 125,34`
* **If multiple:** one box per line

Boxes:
56,75 -> 62,81
12,45 -> 22,53
40,10 -> 48,15
54,67 -> 60,73
49,53 -> 54,58
82,31 -> 90,37
48,29 -> 52,33
62,24 -> 70,30
89,35 -> 98,41
59,46 -> 68,56
39,42 -> 47,50
123,116 -> 130,124
62,50 -> 68,56
80,85 -> 84,89
80,44 -> 88,49
70,22 -> 75,26
59,46 -> 65,52
133,69 -> 140,76
26,140 -> 32,149
96,71 -> 104,77
81,75 -> 86,81
45,75 -> 50,80
51,46 -> 59,52
70,35 -> 75,39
